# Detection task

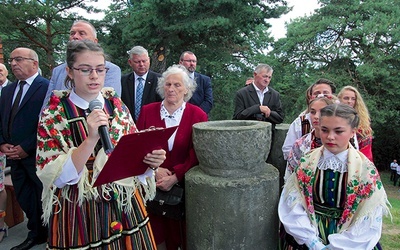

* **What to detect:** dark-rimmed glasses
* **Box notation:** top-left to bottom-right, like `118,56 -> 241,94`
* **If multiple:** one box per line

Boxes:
8,57 -> 35,64
72,67 -> 109,76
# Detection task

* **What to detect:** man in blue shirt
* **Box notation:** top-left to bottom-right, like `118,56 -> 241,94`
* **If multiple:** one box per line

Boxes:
43,20 -> 121,108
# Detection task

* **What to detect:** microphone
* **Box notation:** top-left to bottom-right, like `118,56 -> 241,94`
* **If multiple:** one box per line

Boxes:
89,99 -> 114,154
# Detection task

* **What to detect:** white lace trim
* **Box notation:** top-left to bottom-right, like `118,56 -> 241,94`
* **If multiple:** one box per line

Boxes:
317,149 -> 348,173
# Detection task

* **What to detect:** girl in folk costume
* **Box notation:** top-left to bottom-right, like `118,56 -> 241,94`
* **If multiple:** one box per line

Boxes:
338,86 -> 373,162
285,95 -> 339,180
280,95 -> 337,248
279,103 -> 390,250
36,40 -> 166,249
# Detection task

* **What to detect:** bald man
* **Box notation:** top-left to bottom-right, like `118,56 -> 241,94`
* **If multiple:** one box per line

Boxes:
0,48 -> 48,250
43,20 -> 121,109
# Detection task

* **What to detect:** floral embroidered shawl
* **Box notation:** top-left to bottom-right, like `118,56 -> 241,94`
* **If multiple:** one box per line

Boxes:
284,144 -> 390,232
287,130 -> 315,175
36,88 -> 156,223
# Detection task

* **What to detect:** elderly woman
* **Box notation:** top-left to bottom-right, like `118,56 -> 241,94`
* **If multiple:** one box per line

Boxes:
136,64 -> 208,250
338,86 -> 373,162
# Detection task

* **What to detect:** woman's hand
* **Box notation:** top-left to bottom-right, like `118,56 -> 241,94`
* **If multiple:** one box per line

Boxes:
156,174 -> 178,191
155,167 -> 173,180
71,109 -> 109,173
144,149 -> 166,170
86,109 -> 109,140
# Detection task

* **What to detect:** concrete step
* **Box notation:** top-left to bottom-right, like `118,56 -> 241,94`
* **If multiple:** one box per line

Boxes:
1,218 -> 45,249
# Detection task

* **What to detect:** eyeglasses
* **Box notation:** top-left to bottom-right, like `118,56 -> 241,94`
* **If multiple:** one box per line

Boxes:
181,59 -> 197,63
72,67 -> 109,76
8,57 -> 35,64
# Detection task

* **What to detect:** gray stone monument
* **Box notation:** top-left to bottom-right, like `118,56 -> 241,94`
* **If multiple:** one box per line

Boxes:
270,123 -> 290,189
186,120 -> 280,250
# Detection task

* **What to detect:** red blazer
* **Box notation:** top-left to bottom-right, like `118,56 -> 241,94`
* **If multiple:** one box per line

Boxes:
136,102 -> 208,181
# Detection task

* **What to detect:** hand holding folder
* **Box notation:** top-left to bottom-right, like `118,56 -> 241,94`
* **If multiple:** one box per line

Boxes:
93,126 -> 178,187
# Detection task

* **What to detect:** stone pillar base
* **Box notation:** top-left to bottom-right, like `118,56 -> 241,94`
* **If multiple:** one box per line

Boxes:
186,165 -> 279,249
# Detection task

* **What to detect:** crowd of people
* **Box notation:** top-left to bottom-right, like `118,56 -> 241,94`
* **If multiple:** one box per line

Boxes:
0,20 -> 212,250
279,78 -> 390,249
0,19 -> 391,250
280,103 -> 389,249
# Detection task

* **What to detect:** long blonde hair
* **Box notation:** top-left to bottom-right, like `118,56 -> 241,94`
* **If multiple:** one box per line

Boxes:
338,86 -> 372,137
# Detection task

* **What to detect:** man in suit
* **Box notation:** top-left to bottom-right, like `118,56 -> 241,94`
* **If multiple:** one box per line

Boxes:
0,48 -> 48,250
121,46 -> 162,122
179,51 -> 213,114
233,63 -> 284,126
43,20 -> 121,109
0,63 -> 10,94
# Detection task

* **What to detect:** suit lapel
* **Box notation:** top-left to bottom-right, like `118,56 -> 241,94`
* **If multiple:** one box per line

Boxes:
194,72 -> 201,86
4,82 -> 18,123
19,76 -> 42,110
143,72 -> 154,101
248,85 -> 261,105
125,73 -> 135,108
262,91 -> 271,106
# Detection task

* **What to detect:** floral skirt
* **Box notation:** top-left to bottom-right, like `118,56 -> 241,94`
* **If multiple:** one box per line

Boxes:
47,185 -> 156,250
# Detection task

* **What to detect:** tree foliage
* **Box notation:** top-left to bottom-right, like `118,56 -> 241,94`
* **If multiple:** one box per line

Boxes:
99,0 -> 290,119
1,0 -> 397,167
0,0 -> 102,78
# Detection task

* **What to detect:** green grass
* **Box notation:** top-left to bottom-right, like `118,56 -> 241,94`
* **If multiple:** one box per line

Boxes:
379,171 -> 400,249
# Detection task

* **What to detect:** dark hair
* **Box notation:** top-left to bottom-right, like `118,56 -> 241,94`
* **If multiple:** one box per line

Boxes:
64,40 -> 105,89
179,51 -> 195,61
320,103 -> 360,129
310,78 -> 337,94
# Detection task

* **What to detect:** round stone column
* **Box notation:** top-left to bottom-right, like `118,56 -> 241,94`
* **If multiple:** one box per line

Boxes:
186,120 -> 279,250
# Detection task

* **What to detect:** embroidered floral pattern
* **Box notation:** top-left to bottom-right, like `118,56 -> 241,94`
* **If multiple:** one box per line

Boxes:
295,148 -> 384,228
287,130 -> 320,175
37,91 -> 73,169
339,165 -> 382,227
36,89 -> 136,170
296,157 -> 317,220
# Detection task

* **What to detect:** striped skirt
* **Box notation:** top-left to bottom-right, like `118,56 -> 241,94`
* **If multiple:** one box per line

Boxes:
47,185 -> 156,250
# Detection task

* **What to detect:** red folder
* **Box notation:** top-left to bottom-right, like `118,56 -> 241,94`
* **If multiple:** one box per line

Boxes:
93,126 -> 178,187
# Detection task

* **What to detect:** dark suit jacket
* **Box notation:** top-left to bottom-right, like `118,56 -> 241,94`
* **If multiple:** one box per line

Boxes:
0,75 -> 49,164
189,72 -> 213,114
233,84 -> 284,125
121,70 -> 162,122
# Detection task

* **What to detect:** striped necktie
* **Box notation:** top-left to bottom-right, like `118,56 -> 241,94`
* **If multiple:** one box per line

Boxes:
135,77 -> 144,120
